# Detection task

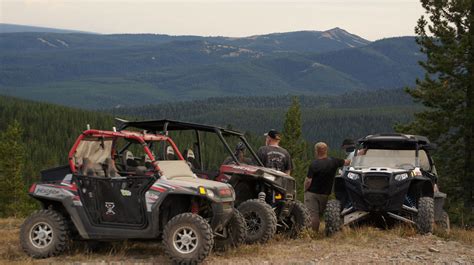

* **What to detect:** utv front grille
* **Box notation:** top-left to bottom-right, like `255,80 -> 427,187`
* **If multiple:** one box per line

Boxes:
281,178 -> 296,197
363,173 -> 389,190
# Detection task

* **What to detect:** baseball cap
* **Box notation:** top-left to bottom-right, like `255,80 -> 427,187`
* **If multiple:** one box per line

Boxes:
264,129 -> 281,140
341,139 -> 355,147
235,142 -> 246,151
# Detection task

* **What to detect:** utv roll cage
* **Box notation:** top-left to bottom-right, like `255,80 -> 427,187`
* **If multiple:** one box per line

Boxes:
357,133 -> 435,149
116,118 -> 264,169
67,129 -> 184,174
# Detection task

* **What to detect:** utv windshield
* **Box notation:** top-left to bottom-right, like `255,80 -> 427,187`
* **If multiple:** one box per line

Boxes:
352,149 -> 431,170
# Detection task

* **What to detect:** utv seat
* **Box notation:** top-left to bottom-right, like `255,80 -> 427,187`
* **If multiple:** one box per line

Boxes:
166,146 -> 177,160
183,149 -> 200,169
123,151 -> 139,172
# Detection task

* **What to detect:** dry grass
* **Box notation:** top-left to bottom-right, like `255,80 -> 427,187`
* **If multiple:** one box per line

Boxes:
1,218 -> 473,264
434,226 -> 474,246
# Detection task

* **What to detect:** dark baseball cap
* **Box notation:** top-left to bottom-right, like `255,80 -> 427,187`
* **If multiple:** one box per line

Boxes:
235,142 -> 246,151
341,139 -> 355,147
264,129 -> 281,140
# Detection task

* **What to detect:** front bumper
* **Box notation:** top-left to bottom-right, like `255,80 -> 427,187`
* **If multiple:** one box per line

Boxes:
345,172 -> 411,212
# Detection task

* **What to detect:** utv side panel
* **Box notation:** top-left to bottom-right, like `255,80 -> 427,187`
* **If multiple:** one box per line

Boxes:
75,174 -> 155,228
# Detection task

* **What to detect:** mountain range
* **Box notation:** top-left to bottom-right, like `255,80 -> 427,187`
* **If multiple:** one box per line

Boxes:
0,24 -> 424,109
0,23 -> 92,34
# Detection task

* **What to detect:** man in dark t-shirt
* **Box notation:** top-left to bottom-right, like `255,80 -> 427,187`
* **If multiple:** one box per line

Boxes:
256,129 -> 292,174
304,142 -> 350,232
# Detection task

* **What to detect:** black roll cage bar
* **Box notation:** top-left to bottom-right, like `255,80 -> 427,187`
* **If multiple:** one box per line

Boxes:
116,118 -> 264,170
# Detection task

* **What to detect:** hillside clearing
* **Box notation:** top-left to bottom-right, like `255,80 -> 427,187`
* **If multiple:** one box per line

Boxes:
1,218 -> 472,264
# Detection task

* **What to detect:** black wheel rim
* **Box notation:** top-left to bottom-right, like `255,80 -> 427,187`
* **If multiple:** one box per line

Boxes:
244,212 -> 262,236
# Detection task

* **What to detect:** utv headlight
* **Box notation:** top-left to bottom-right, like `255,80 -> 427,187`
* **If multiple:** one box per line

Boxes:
263,173 -> 276,182
347,172 -> 360,180
206,189 -> 215,199
199,186 -> 215,199
394,173 -> 409,181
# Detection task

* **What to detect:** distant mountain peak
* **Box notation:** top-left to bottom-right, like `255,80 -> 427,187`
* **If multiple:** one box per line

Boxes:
326,27 -> 344,32
320,27 -> 370,47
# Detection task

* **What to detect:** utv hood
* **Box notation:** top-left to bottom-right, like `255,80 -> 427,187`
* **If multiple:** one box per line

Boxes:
221,164 -> 296,197
221,163 -> 290,179
349,167 -> 410,174
164,176 -> 233,190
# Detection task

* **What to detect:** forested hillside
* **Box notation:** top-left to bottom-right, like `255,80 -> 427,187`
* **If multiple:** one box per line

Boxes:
112,89 -> 420,147
0,29 -> 423,108
0,96 -> 114,182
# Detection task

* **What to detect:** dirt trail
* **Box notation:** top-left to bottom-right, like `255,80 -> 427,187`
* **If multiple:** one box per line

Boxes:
1,218 -> 472,264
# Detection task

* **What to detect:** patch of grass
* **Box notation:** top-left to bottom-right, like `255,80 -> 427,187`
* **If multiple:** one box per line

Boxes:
0,218 -> 32,264
435,227 -> 474,246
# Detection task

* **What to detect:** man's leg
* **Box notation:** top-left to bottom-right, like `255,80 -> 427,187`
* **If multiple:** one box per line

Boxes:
315,194 -> 329,232
304,191 -> 320,232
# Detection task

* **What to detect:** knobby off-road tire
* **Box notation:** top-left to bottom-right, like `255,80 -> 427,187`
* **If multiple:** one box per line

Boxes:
214,209 -> 247,251
238,199 -> 277,244
20,209 -> 71,258
416,197 -> 434,234
163,213 -> 213,265
324,200 -> 342,236
278,200 -> 311,238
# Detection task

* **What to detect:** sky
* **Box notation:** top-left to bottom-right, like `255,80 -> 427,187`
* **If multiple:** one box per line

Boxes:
0,0 -> 425,41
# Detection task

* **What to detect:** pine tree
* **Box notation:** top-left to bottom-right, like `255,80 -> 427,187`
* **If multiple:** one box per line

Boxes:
397,0 -> 474,222
280,97 -> 309,201
0,121 -> 30,217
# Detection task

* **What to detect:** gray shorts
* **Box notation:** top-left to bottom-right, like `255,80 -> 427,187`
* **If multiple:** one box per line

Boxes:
304,191 -> 329,217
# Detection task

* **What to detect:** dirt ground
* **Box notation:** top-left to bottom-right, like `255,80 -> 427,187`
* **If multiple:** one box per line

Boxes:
1,218 -> 473,265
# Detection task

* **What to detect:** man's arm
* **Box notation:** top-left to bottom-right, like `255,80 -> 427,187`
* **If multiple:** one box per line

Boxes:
304,162 -> 314,191
304,177 -> 312,191
285,156 -> 293,175
344,159 -> 351,166
285,151 -> 293,175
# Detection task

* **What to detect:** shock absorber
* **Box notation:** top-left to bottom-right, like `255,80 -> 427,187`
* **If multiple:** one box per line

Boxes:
258,192 -> 266,201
